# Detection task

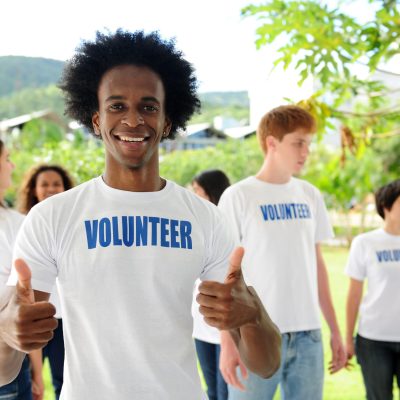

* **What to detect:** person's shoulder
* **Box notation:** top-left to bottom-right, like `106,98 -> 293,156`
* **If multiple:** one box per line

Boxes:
168,180 -> 217,210
292,177 -> 324,198
0,207 -> 24,223
221,177 -> 254,197
350,229 -> 381,250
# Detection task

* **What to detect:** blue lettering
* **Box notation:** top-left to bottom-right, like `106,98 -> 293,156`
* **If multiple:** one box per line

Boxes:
85,219 -> 98,249
285,204 -> 293,219
149,217 -> 160,246
180,221 -> 192,249
112,216 -> 122,246
260,205 -> 269,221
135,216 -> 148,246
122,216 -> 134,247
99,218 -> 111,247
170,219 -> 180,248
160,218 -> 170,247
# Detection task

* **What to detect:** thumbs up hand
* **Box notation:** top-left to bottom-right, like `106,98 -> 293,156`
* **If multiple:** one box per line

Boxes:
197,247 -> 261,331
0,259 -> 58,353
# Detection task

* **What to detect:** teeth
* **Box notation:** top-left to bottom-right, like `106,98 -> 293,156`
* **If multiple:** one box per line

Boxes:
119,136 -> 145,142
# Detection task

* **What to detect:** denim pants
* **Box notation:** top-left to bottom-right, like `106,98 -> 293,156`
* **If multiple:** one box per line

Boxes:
0,356 -> 32,400
229,329 -> 324,400
43,319 -> 65,400
355,334 -> 400,400
195,339 -> 228,400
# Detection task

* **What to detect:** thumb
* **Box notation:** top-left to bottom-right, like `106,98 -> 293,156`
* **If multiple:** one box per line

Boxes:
15,258 -> 34,304
225,246 -> 245,284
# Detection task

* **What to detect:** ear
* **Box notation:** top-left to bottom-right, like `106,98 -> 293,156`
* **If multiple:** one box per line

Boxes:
266,135 -> 277,151
162,118 -> 172,138
92,112 -> 101,137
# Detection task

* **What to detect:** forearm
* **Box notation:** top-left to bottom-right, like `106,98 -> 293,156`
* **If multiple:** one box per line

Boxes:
0,340 -> 25,385
230,289 -> 281,378
29,349 -> 43,381
345,280 -> 363,343
317,252 -> 341,335
0,287 -> 25,384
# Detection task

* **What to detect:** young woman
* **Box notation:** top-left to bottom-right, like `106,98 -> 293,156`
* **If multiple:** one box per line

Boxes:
345,179 -> 400,400
191,169 -> 231,400
17,164 -> 74,400
0,140 -> 43,400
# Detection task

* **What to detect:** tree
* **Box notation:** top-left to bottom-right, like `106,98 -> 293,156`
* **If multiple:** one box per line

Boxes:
242,0 -> 400,150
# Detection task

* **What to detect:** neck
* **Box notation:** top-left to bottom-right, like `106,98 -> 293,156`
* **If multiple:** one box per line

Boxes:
256,158 -> 292,184
384,220 -> 400,236
0,190 -> 4,206
103,162 -> 163,192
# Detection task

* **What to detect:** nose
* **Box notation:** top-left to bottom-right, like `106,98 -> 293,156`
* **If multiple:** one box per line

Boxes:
301,144 -> 310,157
121,109 -> 144,127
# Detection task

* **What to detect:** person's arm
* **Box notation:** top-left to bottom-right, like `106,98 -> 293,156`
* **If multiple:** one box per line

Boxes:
345,278 -> 363,361
29,349 -> 44,400
316,244 -> 346,373
198,247 -> 281,381
0,259 -> 57,385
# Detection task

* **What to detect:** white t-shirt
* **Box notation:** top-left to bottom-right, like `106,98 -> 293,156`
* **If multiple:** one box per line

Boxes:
8,177 -> 234,400
345,228 -> 400,342
218,176 -> 333,334
0,207 -> 24,288
192,278 -> 221,344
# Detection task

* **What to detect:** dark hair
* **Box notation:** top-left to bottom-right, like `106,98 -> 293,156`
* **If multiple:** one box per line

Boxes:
257,105 -> 316,153
193,169 -> 230,205
17,164 -> 74,214
59,29 -> 200,139
375,179 -> 400,220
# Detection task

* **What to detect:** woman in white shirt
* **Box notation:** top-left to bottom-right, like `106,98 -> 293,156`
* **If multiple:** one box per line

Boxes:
0,140 -> 43,400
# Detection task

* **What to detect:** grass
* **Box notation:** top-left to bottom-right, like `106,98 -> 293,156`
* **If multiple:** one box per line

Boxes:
42,245 -> 399,399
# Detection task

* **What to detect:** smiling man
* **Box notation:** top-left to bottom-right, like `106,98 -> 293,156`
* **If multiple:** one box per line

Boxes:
218,105 -> 346,400
0,30 -> 280,399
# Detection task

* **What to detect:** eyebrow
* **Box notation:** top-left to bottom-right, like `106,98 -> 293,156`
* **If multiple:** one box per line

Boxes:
105,95 -> 161,104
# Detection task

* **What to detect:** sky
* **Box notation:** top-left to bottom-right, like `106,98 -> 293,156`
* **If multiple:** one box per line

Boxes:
0,0 -> 274,93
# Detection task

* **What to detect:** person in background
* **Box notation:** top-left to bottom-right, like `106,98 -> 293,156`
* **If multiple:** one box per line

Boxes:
0,140 -> 44,400
218,105 -> 346,400
17,164 -> 74,400
191,169 -> 231,400
345,179 -> 400,400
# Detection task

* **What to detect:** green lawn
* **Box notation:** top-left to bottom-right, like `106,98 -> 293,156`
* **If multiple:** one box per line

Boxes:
42,245 -> 399,399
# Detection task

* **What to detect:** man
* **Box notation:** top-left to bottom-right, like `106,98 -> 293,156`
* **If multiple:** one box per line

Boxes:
218,105 -> 346,399
0,30 -> 280,399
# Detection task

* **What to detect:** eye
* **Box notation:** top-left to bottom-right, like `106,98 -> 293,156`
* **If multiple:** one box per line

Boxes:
109,103 -> 125,111
143,104 -> 159,113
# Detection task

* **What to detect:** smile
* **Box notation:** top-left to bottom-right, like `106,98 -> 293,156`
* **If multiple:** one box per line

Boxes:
119,136 -> 146,142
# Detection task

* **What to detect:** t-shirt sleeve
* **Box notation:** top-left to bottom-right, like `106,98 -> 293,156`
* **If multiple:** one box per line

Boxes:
218,188 -> 242,246
314,190 -> 334,243
7,207 -> 57,293
345,236 -> 366,281
199,208 -> 235,283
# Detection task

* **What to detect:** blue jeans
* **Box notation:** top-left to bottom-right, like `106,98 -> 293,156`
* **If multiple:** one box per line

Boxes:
43,319 -> 64,400
195,339 -> 228,400
0,357 -> 32,400
229,329 -> 324,400
356,334 -> 400,400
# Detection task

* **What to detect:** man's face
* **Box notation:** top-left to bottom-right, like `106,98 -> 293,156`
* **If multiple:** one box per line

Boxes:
270,129 -> 314,175
92,65 -> 171,172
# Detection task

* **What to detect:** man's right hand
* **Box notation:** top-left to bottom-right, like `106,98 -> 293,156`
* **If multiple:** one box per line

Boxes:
0,259 -> 58,352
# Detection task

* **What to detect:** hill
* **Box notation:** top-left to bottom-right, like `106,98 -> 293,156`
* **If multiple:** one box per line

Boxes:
0,56 -> 64,97
0,56 -> 249,124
